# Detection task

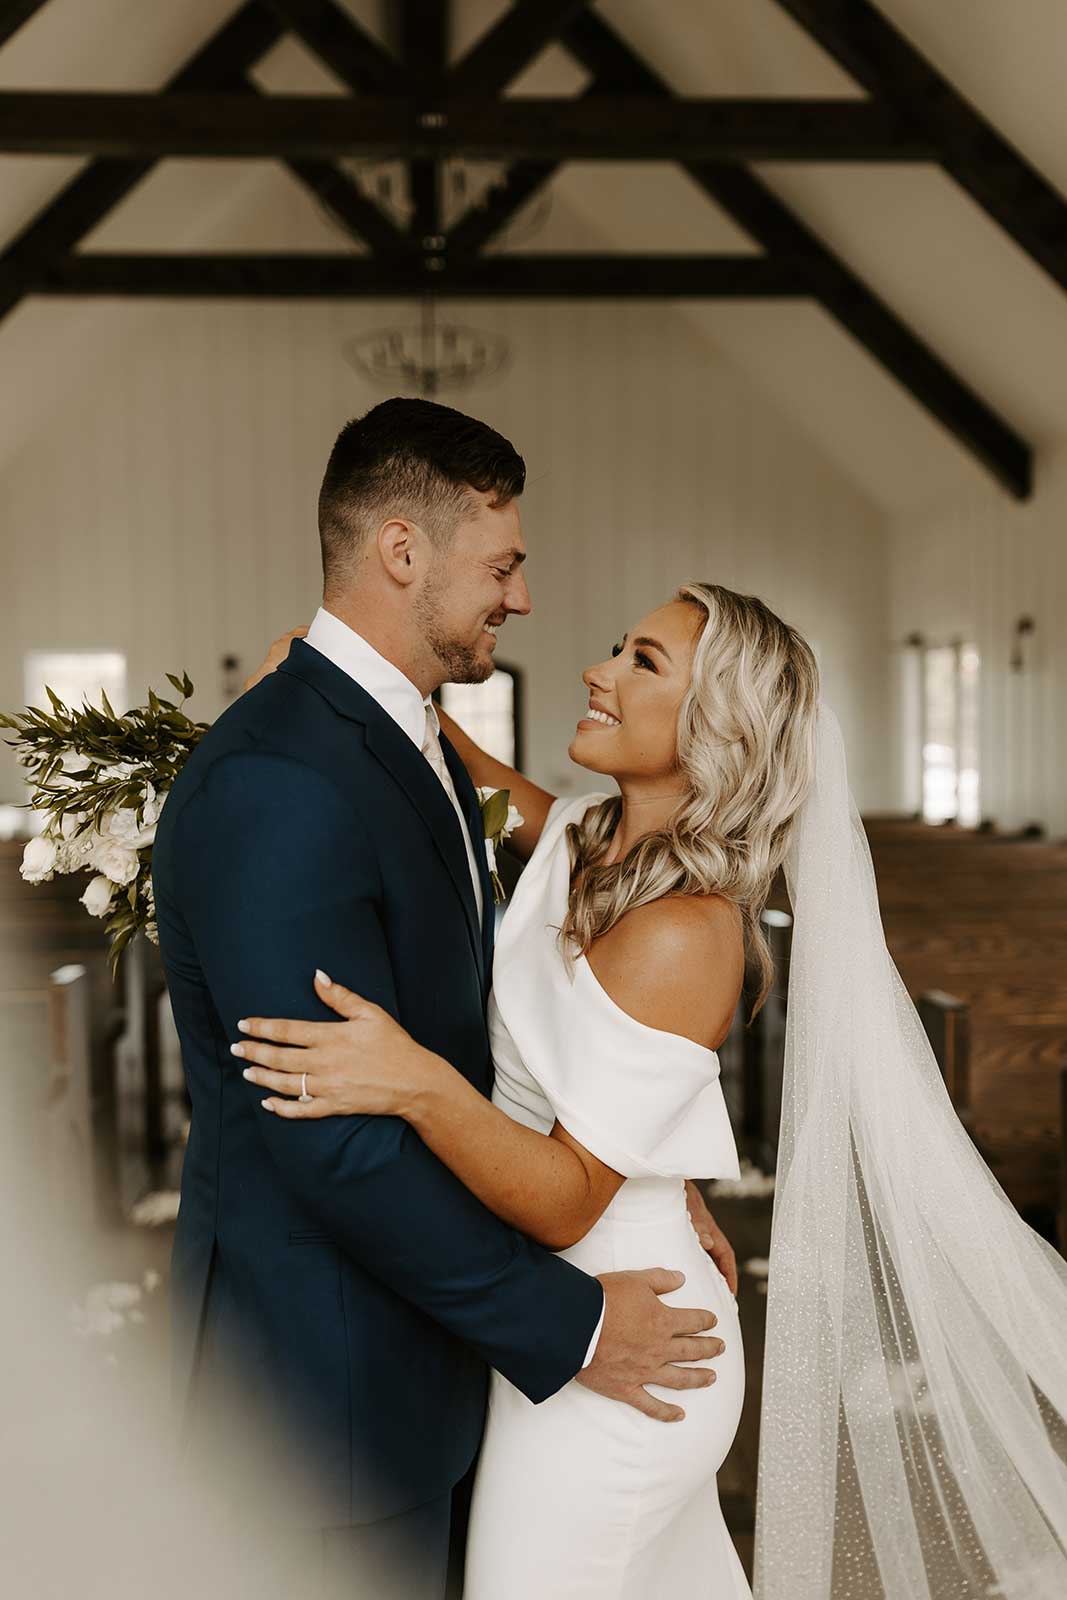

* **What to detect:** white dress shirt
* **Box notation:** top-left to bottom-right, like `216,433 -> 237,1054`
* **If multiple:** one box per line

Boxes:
303,606 -> 604,1370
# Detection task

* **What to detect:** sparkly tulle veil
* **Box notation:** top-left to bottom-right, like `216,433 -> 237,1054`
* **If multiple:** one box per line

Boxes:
752,702 -> 1067,1600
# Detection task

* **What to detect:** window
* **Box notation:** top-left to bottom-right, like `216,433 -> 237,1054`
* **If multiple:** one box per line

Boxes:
438,664 -> 523,768
921,643 -> 979,826
24,650 -> 127,718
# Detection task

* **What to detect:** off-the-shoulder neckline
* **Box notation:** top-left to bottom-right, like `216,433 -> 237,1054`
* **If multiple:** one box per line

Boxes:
574,951 -> 721,1062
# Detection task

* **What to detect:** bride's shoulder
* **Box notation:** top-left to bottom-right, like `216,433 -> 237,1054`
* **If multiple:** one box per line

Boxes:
585,893 -> 744,1052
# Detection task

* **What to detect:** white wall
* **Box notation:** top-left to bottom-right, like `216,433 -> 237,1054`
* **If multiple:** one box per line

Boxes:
887,446 -> 1067,834
0,296 -> 891,808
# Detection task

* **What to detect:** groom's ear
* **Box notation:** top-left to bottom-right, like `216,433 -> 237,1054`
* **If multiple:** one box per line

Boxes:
376,517 -> 423,587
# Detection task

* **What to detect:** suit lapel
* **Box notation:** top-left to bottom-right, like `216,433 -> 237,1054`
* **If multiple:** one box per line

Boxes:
278,641 -> 483,981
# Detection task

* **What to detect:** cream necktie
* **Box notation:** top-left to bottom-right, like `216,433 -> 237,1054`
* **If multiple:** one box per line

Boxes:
421,701 -> 484,926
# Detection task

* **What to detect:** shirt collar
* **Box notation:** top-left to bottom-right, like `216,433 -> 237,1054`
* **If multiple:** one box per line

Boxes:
304,606 -> 432,749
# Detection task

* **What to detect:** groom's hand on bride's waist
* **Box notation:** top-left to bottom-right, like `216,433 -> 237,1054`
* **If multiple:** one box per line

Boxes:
575,1269 -> 724,1423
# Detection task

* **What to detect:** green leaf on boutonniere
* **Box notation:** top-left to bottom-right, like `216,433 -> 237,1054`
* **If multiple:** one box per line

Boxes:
481,787 -> 510,838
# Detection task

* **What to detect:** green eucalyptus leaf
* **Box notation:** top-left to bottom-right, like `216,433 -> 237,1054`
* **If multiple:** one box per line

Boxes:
481,788 -> 509,837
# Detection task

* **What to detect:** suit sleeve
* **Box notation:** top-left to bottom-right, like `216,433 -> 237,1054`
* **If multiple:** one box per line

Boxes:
170,749 -> 604,1404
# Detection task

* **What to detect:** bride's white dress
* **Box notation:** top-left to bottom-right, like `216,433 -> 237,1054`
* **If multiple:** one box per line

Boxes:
464,794 -> 753,1599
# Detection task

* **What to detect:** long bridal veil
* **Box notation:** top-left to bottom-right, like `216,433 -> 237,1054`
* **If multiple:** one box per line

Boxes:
753,703 -> 1067,1600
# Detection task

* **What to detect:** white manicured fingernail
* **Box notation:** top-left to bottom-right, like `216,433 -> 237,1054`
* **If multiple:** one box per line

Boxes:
315,969 -> 331,987
242,1068 -> 252,1080
237,1020 -> 250,1032
230,1043 -> 245,1057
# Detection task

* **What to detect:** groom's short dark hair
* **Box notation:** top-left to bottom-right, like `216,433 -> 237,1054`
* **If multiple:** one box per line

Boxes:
318,397 -> 525,584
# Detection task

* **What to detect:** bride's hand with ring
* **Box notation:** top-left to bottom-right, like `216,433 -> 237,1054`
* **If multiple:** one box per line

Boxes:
231,970 -> 440,1119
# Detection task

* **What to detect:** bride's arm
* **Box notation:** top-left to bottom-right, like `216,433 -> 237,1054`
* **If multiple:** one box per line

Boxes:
236,973 -> 624,1251
435,706 -> 556,861
232,903 -> 742,1249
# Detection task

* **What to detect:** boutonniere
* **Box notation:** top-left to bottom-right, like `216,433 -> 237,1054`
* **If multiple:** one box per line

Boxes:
476,786 -> 525,905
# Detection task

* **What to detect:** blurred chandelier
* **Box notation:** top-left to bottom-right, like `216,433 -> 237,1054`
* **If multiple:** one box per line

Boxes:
326,158 -> 551,397
343,299 -> 509,397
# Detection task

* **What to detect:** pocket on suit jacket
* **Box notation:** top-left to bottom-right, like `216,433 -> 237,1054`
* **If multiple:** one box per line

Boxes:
288,1228 -> 331,1243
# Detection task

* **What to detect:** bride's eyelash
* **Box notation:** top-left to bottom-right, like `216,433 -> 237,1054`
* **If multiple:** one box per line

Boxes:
610,641 -> 656,672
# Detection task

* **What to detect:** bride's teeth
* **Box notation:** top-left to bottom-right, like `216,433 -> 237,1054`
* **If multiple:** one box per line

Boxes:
587,708 -> 620,726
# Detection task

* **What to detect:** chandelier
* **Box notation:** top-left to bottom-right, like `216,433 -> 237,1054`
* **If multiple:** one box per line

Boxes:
343,298 -> 509,397
327,158 -> 551,397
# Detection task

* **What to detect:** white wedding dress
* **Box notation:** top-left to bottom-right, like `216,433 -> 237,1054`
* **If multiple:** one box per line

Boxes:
464,794 -> 753,1600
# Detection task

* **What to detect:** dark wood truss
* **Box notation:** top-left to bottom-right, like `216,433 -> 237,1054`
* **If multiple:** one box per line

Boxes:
0,0 -> 1059,498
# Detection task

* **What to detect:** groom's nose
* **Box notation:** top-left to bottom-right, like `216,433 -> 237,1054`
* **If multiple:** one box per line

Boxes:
504,566 -> 532,616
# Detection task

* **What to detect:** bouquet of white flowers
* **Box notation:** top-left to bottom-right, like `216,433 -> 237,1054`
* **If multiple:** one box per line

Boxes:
0,673 -> 209,975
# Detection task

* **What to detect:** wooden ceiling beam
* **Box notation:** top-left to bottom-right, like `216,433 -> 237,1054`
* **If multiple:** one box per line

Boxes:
397,0 -> 448,245
447,157 -> 559,256
33,252 -> 808,298
448,0 -> 590,98
284,156 -> 411,255
560,8 -> 1032,500
262,0 -> 405,94
774,0 -> 1067,295
0,1 -> 285,327
0,93 -> 941,161
0,1 -> 51,52
399,0 -> 447,81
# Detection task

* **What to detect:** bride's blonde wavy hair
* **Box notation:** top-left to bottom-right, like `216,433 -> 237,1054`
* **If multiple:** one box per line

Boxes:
559,582 -> 820,1020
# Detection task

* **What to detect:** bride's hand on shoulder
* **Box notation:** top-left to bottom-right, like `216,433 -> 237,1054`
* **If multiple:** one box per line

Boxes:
242,626 -> 309,694
231,970 -> 439,1119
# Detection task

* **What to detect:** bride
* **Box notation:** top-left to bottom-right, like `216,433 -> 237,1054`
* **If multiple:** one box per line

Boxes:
238,581 -> 1067,1599
235,582 -> 819,1598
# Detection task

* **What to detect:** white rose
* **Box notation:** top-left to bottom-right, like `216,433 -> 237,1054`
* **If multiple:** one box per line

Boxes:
80,874 -> 116,919
107,806 -> 157,850
54,811 -> 94,871
89,833 -> 141,885
20,834 -> 58,883
98,761 -> 138,783
504,804 -> 524,836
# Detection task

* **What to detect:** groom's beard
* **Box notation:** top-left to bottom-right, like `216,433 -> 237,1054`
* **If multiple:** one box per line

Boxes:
414,571 -> 495,685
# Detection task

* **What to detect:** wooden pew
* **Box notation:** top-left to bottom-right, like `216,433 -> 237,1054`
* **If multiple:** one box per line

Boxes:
916,990 -> 975,1136
113,935 -> 187,1210
863,829 -> 1067,1230
1059,1068 -> 1067,1257
2,841 -> 127,1221
0,983 -> 52,1264
45,964 -> 95,1265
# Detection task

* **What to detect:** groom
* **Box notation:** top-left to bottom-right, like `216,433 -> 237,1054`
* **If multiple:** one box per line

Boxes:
152,398 -> 718,1599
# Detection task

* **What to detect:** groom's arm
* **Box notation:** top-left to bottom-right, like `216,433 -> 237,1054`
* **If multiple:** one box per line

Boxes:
173,749 -> 603,1403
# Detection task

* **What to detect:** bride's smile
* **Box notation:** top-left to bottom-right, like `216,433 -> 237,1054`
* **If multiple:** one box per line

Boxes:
570,602 -> 705,843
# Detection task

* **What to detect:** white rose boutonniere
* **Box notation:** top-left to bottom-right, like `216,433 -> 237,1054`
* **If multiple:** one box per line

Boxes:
476,786 -> 525,905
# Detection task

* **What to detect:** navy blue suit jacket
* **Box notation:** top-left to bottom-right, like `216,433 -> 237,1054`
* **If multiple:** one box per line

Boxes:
152,639 -> 602,1527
